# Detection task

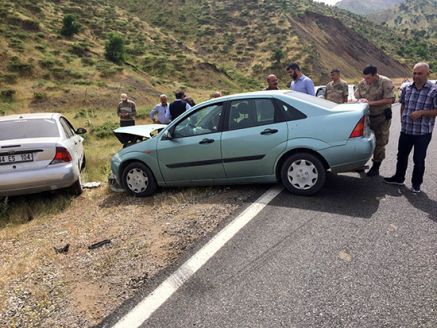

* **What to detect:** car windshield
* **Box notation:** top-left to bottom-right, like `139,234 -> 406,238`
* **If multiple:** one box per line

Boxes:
0,119 -> 59,141
284,91 -> 337,109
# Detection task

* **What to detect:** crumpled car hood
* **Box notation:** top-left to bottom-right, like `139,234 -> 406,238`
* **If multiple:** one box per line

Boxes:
113,124 -> 167,145
113,124 -> 166,138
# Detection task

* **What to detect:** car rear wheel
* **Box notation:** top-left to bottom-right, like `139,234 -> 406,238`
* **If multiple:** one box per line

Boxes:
280,153 -> 326,196
69,175 -> 83,196
122,162 -> 157,197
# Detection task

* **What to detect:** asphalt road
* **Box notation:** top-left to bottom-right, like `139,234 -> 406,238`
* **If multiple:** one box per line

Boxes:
122,103 -> 437,327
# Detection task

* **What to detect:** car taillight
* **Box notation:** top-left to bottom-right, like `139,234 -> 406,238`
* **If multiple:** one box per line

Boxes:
50,147 -> 72,164
350,116 -> 365,138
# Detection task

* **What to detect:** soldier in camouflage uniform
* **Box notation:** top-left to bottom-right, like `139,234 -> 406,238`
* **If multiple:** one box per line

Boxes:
325,68 -> 348,103
355,65 -> 394,177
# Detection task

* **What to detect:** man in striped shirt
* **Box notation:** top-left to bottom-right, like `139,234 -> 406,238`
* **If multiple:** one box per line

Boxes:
384,63 -> 437,193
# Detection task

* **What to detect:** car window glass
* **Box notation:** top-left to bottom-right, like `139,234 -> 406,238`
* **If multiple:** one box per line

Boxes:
63,117 -> 76,135
277,100 -> 307,121
60,118 -> 74,138
0,119 -> 59,140
228,99 -> 277,130
173,103 -> 223,138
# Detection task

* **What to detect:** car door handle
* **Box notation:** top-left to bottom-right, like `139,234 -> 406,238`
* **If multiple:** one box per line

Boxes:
260,128 -> 278,135
199,138 -> 214,144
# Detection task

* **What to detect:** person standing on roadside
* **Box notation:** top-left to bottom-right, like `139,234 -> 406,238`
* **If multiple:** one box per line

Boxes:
149,94 -> 171,124
355,65 -> 394,177
384,62 -> 437,193
117,93 -> 136,127
325,68 -> 348,103
166,90 -> 191,121
265,74 -> 279,90
286,63 -> 315,96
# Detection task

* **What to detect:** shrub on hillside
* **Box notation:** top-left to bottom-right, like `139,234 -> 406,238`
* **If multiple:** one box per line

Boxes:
60,14 -> 80,37
96,61 -> 123,77
69,42 -> 90,57
272,49 -> 284,63
8,57 -> 32,76
0,89 -> 16,102
1,73 -> 18,84
105,33 -> 125,64
32,92 -> 47,102
92,122 -> 119,139
74,109 -> 97,119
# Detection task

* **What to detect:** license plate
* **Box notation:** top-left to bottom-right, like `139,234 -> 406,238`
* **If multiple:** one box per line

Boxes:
0,152 -> 34,165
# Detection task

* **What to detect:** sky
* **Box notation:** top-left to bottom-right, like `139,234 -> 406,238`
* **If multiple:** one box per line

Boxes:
313,0 -> 340,5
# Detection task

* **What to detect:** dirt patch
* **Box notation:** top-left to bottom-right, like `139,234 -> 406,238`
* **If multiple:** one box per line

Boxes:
0,184 -> 263,327
291,13 -> 409,82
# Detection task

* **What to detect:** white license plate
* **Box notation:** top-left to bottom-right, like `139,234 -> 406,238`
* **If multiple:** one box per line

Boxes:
0,153 -> 34,165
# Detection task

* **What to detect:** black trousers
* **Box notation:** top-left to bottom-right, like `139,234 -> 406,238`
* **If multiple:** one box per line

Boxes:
394,132 -> 432,187
120,119 -> 135,127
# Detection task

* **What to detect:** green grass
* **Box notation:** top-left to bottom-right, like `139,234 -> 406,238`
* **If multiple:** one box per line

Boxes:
0,193 -> 74,227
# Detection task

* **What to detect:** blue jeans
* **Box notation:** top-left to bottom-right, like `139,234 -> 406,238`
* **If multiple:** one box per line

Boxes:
394,132 -> 432,188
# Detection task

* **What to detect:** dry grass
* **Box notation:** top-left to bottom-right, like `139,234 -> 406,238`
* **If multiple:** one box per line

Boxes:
0,184 -> 261,327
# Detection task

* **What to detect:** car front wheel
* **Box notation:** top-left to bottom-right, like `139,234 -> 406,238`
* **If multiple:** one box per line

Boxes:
280,153 -> 326,196
122,162 -> 157,197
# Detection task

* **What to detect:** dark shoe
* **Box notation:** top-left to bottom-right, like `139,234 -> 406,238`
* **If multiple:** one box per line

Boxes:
366,162 -> 381,177
411,185 -> 421,193
383,176 -> 404,186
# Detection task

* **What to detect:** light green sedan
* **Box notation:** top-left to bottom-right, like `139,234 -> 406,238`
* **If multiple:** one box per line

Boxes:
110,90 -> 375,196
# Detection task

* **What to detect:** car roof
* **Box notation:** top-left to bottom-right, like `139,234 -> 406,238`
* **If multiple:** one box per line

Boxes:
199,89 -> 326,105
0,113 -> 60,122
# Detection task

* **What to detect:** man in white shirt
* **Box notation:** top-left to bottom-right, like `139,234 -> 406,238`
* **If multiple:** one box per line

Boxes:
149,94 -> 171,124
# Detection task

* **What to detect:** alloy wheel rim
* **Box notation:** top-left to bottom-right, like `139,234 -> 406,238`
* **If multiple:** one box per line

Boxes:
287,159 -> 318,190
126,168 -> 148,193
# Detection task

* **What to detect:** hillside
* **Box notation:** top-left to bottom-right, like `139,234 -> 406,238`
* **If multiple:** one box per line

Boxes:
0,0 -> 245,115
374,0 -> 437,70
336,0 -> 403,15
0,0 -> 432,115
111,0 -> 412,81
375,0 -> 437,37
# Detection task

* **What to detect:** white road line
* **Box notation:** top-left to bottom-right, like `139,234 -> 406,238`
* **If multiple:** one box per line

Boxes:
112,185 -> 284,328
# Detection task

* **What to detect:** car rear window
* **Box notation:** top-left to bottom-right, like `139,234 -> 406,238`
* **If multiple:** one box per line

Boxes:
284,91 -> 337,109
0,119 -> 59,140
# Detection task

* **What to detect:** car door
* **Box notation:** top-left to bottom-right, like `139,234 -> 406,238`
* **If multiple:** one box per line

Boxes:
157,102 -> 226,182
221,98 -> 288,178
59,117 -> 83,168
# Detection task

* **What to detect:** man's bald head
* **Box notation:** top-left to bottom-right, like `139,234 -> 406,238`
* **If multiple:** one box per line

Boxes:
266,74 -> 279,90
413,62 -> 430,88
413,62 -> 429,72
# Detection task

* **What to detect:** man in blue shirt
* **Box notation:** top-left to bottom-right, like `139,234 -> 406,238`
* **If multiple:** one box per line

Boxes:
286,63 -> 315,96
384,62 -> 437,193
149,94 -> 171,124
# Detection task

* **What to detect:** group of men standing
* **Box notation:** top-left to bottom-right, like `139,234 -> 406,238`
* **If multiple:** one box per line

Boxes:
117,90 -> 201,127
265,62 -> 436,193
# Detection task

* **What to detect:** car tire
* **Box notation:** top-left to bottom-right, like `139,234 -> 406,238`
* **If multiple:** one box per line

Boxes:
69,176 -> 83,196
280,153 -> 326,196
122,162 -> 157,197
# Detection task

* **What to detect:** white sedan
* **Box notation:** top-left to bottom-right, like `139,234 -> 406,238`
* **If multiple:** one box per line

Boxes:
0,113 -> 86,197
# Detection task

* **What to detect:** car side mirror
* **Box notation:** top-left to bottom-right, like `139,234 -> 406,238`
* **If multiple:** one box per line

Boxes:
76,127 -> 87,134
162,130 -> 173,140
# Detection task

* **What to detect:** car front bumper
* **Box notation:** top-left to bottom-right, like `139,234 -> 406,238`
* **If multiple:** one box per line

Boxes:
0,163 -> 79,197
